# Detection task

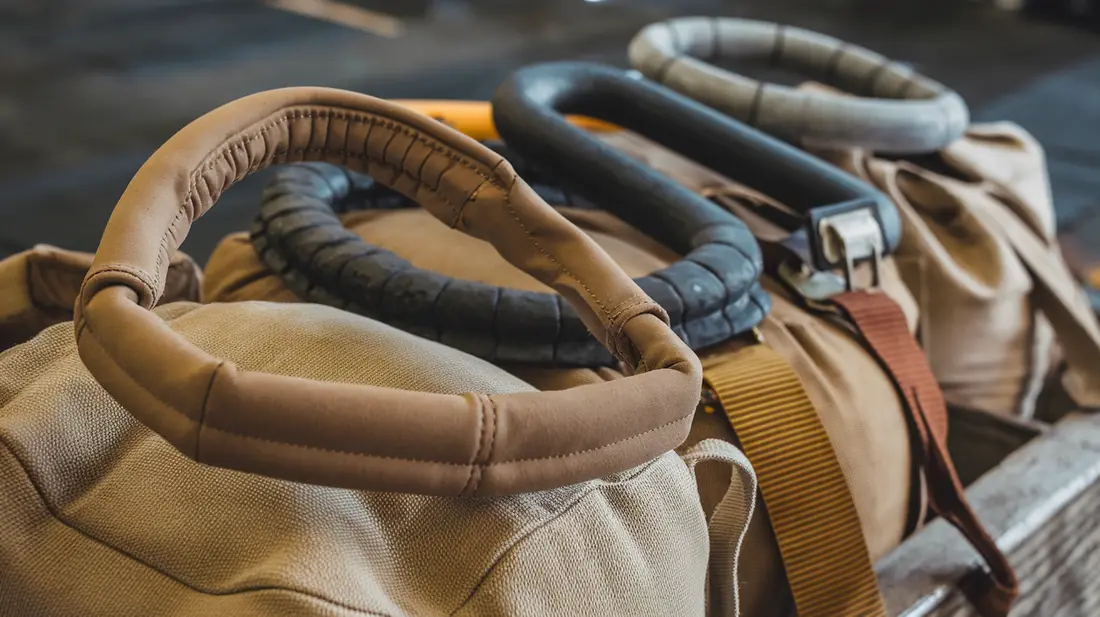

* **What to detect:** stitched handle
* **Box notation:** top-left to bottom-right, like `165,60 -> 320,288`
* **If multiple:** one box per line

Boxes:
629,17 -> 970,154
490,61 -> 901,261
73,87 -> 702,497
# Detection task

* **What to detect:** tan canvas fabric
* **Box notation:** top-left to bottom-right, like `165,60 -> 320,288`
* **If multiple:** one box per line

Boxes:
204,166 -> 916,617
1,301 -> 755,616
814,123 -> 1100,416
0,244 -> 201,352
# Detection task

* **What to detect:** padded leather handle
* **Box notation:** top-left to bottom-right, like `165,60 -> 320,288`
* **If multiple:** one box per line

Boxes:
74,87 -> 702,497
629,17 -> 969,154
491,61 -> 901,262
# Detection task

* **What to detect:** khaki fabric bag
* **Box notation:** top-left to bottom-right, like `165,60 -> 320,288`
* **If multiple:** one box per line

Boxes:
0,88 -> 762,617
816,124 -> 1100,416
0,244 -> 202,352
628,16 -> 1100,417
204,138 -> 921,617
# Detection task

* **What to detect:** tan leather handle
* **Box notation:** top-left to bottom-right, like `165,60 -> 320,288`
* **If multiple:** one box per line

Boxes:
73,87 -> 702,497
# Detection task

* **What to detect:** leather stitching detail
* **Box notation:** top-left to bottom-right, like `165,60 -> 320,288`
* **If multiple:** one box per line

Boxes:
451,178 -> 492,228
160,108 -> 502,294
605,298 -> 656,365
500,178 -> 610,319
460,393 -> 486,497
471,395 -> 500,497
83,264 -> 158,308
199,410 -> 690,467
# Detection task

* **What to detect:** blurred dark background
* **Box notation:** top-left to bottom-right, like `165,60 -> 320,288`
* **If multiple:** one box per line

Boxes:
2,0 -> 1099,262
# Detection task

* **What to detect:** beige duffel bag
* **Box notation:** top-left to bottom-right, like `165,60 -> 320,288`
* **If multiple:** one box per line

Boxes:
203,108 -> 1007,615
629,17 -> 1100,418
0,88 -> 761,617
816,125 -> 1100,417
208,187 -> 916,617
0,244 -> 202,352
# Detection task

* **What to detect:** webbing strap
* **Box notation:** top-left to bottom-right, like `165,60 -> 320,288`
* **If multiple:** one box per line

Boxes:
704,344 -> 887,617
832,290 -> 1018,617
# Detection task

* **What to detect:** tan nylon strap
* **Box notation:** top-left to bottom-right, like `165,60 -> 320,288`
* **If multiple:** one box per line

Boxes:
831,290 -> 1018,617
970,194 -> 1100,408
704,344 -> 888,617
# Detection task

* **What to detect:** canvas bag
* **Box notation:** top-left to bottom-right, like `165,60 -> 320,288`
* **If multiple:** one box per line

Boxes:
0,244 -> 202,352
492,65 -> 1014,615
203,87 -> 924,616
205,190 -> 915,617
0,87 -> 762,617
815,127 -> 1100,417
630,16 -> 1100,417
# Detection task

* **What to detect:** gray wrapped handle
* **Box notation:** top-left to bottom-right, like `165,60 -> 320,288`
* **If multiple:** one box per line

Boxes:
629,17 -> 970,154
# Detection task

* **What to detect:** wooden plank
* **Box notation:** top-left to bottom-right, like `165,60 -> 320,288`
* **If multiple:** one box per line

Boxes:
879,412 -> 1100,616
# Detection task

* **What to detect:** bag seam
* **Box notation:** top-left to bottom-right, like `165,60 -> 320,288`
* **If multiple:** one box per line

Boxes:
0,437 -> 393,617
449,456 -> 671,615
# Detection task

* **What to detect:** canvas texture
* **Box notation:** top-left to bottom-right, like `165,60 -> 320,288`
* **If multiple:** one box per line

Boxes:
0,297 -> 758,616
204,174 -> 918,617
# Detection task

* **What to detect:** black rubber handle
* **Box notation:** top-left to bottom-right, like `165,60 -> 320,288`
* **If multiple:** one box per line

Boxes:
252,162 -> 769,368
491,62 -> 901,269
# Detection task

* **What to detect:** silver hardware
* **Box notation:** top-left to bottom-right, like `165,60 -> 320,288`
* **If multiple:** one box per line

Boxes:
777,261 -> 847,311
818,208 -> 884,292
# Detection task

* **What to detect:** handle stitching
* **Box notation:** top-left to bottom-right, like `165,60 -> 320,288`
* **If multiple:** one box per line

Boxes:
460,392 -> 487,496
500,180 -> 610,318
82,264 -> 158,309
157,108 -> 503,292
452,177 -> 492,228
199,406 -> 690,467
470,394 -> 500,497
605,297 -> 659,366
166,109 -> 614,335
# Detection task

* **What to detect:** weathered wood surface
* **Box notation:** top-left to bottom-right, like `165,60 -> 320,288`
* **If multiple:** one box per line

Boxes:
880,412 -> 1100,616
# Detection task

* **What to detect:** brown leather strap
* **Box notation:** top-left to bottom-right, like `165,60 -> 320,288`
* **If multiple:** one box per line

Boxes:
705,343 -> 888,617
73,87 -> 703,497
831,290 -> 1018,617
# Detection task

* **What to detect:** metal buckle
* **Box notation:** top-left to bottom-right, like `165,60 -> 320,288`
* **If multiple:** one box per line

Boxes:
777,261 -> 848,312
778,207 -> 885,308
817,208 -> 884,292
